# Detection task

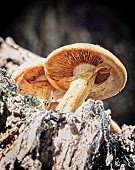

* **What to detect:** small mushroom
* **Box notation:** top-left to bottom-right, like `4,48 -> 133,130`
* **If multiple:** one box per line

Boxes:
12,58 -> 64,110
44,43 -> 127,134
110,119 -> 122,135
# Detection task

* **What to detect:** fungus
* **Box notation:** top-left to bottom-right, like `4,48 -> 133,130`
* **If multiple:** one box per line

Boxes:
110,119 -> 122,135
44,43 -> 127,134
44,43 -> 127,112
12,58 -> 64,110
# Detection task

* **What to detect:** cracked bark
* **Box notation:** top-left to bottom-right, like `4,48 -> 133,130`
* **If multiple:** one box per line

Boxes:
0,37 -> 40,76
0,37 -> 135,170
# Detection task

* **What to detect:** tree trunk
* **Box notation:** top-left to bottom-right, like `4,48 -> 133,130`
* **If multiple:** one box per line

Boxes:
0,37 -> 134,170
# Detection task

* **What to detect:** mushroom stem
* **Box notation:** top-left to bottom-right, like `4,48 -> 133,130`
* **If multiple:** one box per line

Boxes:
56,73 -> 122,135
56,74 -> 96,112
110,119 -> 122,135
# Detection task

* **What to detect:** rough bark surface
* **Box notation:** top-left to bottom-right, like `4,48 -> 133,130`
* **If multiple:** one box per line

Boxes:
0,37 -> 40,76
1,1 -> 135,126
0,38 -> 135,170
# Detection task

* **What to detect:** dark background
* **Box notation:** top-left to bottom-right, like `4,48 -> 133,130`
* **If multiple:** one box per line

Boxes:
0,0 -> 135,126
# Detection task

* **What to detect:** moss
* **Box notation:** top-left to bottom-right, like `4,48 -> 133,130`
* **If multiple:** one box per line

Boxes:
0,68 -> 17,95
0,69 -> 7,76
22,95 -> 42,109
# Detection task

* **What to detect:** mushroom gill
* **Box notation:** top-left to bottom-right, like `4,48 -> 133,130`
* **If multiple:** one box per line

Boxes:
44,43 -> 127,134
12,58 -> 64,110
44,43 -> 127,112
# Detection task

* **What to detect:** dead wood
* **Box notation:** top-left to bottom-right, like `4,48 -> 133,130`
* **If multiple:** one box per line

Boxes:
0,37 -> 40,76
0,37 -> 135,170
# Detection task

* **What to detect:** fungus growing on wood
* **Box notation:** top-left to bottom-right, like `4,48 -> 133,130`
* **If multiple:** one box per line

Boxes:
44,43 -> 127,134
44,43 -> 127,112
12,58 -> 64,109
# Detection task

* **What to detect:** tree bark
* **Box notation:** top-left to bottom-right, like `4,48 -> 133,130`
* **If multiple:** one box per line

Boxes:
0,37 -> 134,170
0,37 -> 40,76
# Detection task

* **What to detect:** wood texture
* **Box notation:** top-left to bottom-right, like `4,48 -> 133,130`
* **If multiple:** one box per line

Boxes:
0,37 -> 134,170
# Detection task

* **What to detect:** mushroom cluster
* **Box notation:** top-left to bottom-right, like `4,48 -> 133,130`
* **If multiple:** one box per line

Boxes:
12,43 -> 127,134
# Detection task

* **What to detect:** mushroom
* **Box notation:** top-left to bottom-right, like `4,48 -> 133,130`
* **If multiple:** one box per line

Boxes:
12,58 -> 64,110
44,43 -> 127,134
110,119 -> 122,135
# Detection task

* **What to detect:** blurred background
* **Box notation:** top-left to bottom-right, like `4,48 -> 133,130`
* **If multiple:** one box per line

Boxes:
0,0 -> 135,126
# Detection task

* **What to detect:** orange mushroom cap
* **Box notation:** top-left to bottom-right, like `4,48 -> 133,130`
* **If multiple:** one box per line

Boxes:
11,58 -> 64,106
44,43 -> 127,100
